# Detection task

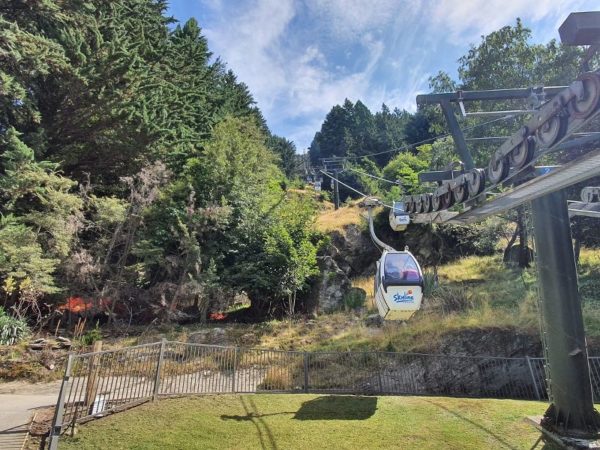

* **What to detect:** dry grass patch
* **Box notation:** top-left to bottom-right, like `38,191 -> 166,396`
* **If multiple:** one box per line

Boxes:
314,202 -> 368,233
352,276 -> 376,311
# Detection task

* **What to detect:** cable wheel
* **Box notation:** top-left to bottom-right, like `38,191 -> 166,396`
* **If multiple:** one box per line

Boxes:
419,195 -> 427,213
536,114 -> 566,148
432,195 -> 442,212
569,72 -> 600,119
424,194 -> 433,213
467,169 -> 486,197
509,137 -> 535,169
488,156 -> 509,185
440,186 -> 455,209
453,182 -> 469,204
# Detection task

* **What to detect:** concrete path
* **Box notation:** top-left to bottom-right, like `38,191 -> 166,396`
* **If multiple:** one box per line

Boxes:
0,381 -> 61,450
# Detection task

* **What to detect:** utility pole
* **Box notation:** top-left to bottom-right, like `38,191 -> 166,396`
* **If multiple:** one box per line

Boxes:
321,157 -> 344,210
532,189 -> 600,438
333,170 -> 340,210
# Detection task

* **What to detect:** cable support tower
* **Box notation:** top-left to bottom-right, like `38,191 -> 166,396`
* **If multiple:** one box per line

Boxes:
343,114 -> 516,161
319,170 -> 393,209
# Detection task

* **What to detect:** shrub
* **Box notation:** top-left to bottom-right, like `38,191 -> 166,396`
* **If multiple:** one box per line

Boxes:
429,285 -> 477,315
422,270 -> 438,297
80,322 -> 102,346
343,288 -> 367,310
258,367 -> 295,391
0,307 -> 30,345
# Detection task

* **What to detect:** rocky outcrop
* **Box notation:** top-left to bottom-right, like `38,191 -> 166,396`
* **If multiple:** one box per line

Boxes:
310,256 -> 353,313
188,327 -> 227,345
305,224 -> 377,314
329,224 -> 380,277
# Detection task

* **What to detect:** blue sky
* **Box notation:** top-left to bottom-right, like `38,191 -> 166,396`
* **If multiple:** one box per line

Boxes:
167,0 -> 598,151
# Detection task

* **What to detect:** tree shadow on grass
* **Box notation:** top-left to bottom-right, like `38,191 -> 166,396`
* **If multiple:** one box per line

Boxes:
219,395 -> 377,448
220,396 -> 287,450
294,395 -> 378,421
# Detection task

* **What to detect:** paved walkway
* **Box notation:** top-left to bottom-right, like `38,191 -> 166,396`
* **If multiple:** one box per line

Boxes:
0,381 -> 61,450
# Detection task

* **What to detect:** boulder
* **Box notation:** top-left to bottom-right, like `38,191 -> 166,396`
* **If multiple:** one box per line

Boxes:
188,327 -> 228,345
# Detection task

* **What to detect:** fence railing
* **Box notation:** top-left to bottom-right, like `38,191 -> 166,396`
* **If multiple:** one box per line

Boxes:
47,340 -> 600,448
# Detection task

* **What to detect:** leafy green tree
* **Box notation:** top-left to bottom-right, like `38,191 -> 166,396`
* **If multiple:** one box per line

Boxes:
267,135 -> 298,179
382,145 -> 432,195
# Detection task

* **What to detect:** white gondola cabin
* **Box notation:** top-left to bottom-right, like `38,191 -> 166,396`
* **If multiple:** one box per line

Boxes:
374,250 -> 424,321
389,201 -> 410,231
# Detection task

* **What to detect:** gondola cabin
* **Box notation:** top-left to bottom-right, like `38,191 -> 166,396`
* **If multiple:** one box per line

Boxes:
374,250 -> 424,320
389,201 -> 410,231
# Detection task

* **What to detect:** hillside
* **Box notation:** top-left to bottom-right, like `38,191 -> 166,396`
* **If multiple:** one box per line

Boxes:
314,200 -> 367,233
4,200 -> 600,383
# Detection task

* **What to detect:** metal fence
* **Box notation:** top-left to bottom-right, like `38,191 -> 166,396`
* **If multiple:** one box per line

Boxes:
47,340 -> 600,448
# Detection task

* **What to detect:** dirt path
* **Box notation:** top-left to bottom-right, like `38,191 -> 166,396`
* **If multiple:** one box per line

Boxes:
0,381 -> 61,450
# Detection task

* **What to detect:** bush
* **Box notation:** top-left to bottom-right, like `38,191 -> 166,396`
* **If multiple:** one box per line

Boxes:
258,367 -> 295,391
428,285 -> 478,315
0,307 -> 30,345
343,288 -> 367,310
437,219 -> 504,257
80,323 -> 102,346
422,270 -> 438,297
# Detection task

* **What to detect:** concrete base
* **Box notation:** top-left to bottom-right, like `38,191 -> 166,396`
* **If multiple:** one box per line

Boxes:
526,416 -> 600,449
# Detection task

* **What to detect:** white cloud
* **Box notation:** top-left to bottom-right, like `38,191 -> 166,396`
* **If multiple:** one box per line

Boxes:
194,0 -> 591,151
203,0 -> 295,113
201,0 -> 398,149
305,0 -> 401,39
428,0 -> 588,44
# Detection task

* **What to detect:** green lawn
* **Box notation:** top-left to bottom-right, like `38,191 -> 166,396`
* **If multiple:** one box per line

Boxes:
61,394 -> 548,450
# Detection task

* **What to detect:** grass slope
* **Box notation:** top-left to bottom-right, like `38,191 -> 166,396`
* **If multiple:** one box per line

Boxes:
61,395 -> 547,450
314,201 -> 367,233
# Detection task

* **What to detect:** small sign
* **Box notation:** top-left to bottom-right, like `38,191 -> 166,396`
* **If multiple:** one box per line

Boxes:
393,290 -> 415,303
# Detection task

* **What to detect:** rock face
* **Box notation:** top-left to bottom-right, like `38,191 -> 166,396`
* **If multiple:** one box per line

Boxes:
329,225 -> 380,277
307,224 -> 379,314
310,256 -> 353,313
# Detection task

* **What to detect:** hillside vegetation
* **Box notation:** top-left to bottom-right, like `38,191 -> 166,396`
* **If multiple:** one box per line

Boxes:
314,201 -> 367,233
0,2 -> 321,332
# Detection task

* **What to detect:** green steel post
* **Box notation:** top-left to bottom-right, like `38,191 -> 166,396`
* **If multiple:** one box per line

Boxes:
440,99 -> 474,170
532,190 -> 600,437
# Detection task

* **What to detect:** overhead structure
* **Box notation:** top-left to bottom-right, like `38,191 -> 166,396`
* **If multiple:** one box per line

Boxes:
360,198 -> 424,321
569,186 -> 600,218
321,157 -> 345,209
394,11 -> 600,442
402,69 -> 600,216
